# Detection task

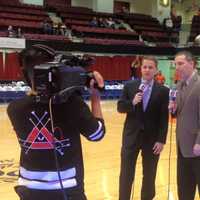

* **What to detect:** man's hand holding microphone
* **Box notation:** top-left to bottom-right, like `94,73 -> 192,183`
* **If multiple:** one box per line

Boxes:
132,83 -> 145,106
168,86 -> 177,115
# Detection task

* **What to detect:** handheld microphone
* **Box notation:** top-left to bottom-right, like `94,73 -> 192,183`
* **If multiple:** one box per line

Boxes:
169,86 -> 177,113
169,87 -> 177,101
134,83 -> 147,107
138,83 -> 146,92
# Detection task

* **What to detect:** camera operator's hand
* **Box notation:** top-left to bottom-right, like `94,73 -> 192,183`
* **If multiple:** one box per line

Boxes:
90,71 -> 103,98
90,71 -> 104,89
90,71 -> 104,119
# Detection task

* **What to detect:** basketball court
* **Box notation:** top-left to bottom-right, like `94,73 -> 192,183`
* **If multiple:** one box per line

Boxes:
0,101 -> 199,200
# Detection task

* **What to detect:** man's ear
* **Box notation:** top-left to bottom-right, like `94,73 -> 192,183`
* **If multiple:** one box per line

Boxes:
189,60 -> 195,69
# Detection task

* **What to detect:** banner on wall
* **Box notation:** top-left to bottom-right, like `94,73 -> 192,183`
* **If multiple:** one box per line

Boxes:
0,37 -> 25,49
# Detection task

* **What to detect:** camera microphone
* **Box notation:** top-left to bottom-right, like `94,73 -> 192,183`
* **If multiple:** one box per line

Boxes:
169,88 -> 177,101
169,86 -> 177,101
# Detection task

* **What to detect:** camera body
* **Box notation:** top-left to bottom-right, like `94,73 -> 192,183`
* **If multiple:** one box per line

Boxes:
33,54 -> 95,103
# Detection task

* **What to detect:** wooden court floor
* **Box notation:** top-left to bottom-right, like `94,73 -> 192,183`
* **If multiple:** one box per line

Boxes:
0,101 -> 199,200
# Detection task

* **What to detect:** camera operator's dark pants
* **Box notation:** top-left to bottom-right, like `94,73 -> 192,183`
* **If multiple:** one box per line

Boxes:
15,185 -> 87,200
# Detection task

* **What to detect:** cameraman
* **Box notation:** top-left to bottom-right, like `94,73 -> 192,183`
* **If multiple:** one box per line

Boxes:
7,44 -> 105,200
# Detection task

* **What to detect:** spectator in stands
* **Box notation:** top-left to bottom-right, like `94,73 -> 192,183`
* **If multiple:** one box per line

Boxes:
114,19 -> 135,32
58,23 -> 72,38
41,20 -> 53,35
89,17 -> 98,27
55,22 -> 67,36
163,16 -> 173,41
53,23 -> 59,35
17,28 -> 23,38
7,25 -> 17,38
60,23 -> 66,36
154,70 -> 166,85
197,8 -> 200,16
170,7 -> 182,31
163,17 -> 173,31
171,6 -> 178,17
64,25 -> 72,38
98,17 -> 107,28
105,17 -> 115,29
121,6 -> 130,15
130,56 -> 142,80
115,6 -> 129,19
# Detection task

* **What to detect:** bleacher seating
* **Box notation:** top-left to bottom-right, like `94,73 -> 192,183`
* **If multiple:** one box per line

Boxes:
60,13 -> 92,21
0,12 -> 49,22
156,42 -> 174,48
189,15 -> 200,43
65,19 -> 89,27
0,18 -> 42,30
141,30 -> 179,43
0,1 -> 50,34
0,0 -> 45,10
0,0 -> 21,6
0,31 -> 8,37
58,6 -> 93,14
0,2 -> 182,104
0,5 -> 48,16
84,37 -> 144,46
23,33 -> 71,41
133,25 -> 163,32
72,25 -> 139,40
0,1 -> 179,53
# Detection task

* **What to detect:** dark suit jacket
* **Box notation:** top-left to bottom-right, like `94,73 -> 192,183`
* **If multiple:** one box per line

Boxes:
117,79 -> 169,149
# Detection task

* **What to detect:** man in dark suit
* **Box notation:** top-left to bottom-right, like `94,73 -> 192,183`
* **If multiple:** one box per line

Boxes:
169,51 -> 200,200
118,56 -> 169,200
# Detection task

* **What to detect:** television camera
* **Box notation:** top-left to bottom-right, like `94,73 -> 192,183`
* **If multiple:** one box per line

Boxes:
33,53 -> 102,103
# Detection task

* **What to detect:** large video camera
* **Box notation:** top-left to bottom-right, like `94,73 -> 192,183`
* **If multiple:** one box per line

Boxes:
33,54 -> 98,103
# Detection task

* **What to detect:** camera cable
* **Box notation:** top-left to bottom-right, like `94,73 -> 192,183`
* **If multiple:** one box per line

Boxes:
49,97 -> 68,200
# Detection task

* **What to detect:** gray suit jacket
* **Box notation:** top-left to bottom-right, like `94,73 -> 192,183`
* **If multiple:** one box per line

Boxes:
176,71 -> 200,157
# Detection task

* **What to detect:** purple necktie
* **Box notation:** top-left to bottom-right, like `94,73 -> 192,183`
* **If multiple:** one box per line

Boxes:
143,84 -> 150,111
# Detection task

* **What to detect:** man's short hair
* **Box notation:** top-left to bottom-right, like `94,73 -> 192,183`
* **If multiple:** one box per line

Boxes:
175,50 -> 197,68
142,56 -> 158,68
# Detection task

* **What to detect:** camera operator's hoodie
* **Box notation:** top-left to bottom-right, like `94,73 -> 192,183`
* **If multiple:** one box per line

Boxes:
7,94 -> 105,194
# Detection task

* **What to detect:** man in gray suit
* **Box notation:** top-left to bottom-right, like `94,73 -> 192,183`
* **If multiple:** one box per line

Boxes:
169,50 -> 200,200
